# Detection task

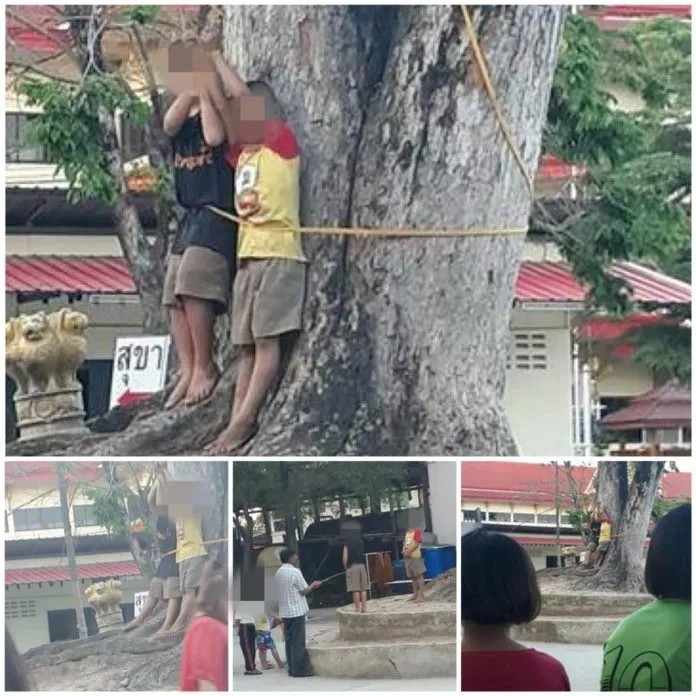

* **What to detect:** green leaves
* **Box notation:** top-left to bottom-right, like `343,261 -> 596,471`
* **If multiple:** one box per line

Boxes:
17,74 -> 152,205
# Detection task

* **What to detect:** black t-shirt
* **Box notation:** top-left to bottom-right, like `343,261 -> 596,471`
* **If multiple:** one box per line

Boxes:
155,517 -> 178,578
345,538 -> 365,567
172,113 -> 234,210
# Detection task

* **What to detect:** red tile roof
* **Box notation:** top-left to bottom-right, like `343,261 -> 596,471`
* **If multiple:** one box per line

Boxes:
601,383 -> 691,430
6,560 -> 140,585
461,461 -> 692,504
6,462 -> 102,484
7,256 -> 691,306
461,462 -> 597,506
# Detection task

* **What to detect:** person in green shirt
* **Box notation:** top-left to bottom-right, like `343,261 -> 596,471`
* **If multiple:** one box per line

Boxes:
600,503 -> 691,691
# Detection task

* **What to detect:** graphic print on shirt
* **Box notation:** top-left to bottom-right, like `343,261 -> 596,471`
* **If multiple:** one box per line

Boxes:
601,644 -> 672,691
235,160 -> 261,218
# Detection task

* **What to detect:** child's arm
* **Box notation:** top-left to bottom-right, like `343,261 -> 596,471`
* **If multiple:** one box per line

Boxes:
342,545 -> 348,569
163,92 -> 196,137
210,50 -> 250,99
200,89 -> 226,148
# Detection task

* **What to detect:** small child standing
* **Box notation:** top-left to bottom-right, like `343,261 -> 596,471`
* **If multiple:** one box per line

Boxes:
461,528 -> 571,691
255,613 -> 286,670
205,82 -> 306,454
403,527 -> 426,603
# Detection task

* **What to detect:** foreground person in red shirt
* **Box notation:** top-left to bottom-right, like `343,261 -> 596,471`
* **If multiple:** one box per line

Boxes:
461,528 -> 571,691
180,560 -> 229,691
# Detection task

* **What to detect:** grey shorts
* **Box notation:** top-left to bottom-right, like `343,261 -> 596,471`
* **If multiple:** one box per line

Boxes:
346,564 -> 369,593
179,555 -> 207,592
598,541 -> 610,552
232,258 -> 306,345
163,246 -> 231,314
405,557 -> 426,579
149,575 -> 181,600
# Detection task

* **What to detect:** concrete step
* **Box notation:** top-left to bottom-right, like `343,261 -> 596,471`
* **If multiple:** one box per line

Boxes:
513,616 -> 623,645
307,627 -> 456,679
337,596 -> 456,641
540,592 -> 651,618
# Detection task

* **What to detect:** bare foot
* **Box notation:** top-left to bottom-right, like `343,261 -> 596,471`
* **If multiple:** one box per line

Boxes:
262,664 -> 273,670
123,621 -> 141,633
277,661 -> 286,669
184,364 -> 219,406
164,373 -> 191,409
203,419 -> 258,455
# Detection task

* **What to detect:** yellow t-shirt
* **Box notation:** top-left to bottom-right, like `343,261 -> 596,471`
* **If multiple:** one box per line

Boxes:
403,529 -> 422,559
255,615 -> 271,632
176,516 -> 207,563
227,121 -> 305,262
599,521 -> 611,543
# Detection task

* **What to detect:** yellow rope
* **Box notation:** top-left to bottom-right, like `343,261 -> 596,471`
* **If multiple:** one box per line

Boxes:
158,536 -> 229,558
460,5 -> 534,194
207,206 -> 527,238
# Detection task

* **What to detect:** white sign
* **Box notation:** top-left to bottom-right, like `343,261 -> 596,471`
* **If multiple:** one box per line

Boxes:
109,335 -> 171,409
133,591 -> 149,618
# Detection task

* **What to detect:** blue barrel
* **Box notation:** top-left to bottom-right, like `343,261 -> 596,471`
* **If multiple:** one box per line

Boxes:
392,559 -> 407,582
444,545 -> 456,571
422,546 -> 447,579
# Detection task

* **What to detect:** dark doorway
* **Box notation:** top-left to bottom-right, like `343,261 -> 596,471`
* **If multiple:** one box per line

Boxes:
545,555 -> 560,569
47,608 -> 98,642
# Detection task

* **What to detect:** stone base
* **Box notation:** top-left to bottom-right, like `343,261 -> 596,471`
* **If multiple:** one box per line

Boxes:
308,628 -> 456,678
96,610 -> 125,631
540,591 -> 651,618
308,595 -> 456,678
514,616 -> 622,644
14,387 -> 87,441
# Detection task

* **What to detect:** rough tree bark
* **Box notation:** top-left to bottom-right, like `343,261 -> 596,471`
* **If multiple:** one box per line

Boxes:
589,461 -> 665,592
57,465 -> 89,640
8,5 -> 565,457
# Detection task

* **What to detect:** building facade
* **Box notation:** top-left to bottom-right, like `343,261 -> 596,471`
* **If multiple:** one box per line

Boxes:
461,461 -> 692,570
5,463 -> 147,653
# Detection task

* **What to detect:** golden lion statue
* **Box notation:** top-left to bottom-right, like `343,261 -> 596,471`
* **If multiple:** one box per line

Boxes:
85,579 -> 123,616
5,309 -> 88,395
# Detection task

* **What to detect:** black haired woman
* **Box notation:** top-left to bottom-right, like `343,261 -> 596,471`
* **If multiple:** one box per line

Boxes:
600,503 -> 691,691
461,529 -> 570,691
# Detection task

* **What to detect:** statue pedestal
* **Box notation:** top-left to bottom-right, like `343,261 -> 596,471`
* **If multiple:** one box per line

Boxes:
14,387 -> 88,440
96,609 -> 125,631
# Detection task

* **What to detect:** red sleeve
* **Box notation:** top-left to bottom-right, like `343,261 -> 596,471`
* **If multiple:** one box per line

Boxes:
180,618 -> 228,691
413,529 -> 423,543
225,141 -> 241,168
263,120 -> 299,160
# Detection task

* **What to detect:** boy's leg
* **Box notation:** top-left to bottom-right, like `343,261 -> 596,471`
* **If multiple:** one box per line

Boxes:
124,593 -> 159,631
156,596 -> 182,634
360,591 -> 367,613
168,557 -> 204,632
182,296 -> 218,405
163,254 -> 194,409
206,336 -> 280,454
416,574 -> 426,602
352,591 -> 360,612
258,644 -> 270,669
233,346 -> 256,419
272,648 -> 285,668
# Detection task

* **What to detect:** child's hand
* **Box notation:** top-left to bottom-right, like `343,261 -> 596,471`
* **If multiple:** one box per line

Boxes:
200,28 -> 222,53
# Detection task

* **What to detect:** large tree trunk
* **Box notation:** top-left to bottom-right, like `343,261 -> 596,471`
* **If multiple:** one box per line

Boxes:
589,462 -> 665,592
57,466 -> 89,640
8,5 -> 564,457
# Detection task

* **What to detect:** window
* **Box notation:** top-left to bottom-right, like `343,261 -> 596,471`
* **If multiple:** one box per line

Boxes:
645,428 -> 681,444
513,512 -> 535,524
5,600 -> 37,619
488,511 -> 511,523
14,506 -> 63,531
73,505 -> 99,527
537,514 -> 557,525
462,509 -> 482,523
507,332 -> 548,371
6,113 -> 50,163
560,515 -> 572,526
272,519 -> 285,533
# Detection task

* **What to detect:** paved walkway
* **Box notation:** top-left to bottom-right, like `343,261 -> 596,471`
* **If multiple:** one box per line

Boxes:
233,608 -> 456,692
526,641 -> 604,692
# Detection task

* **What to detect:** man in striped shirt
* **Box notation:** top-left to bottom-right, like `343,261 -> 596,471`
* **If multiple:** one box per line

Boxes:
275,549 -> 321,678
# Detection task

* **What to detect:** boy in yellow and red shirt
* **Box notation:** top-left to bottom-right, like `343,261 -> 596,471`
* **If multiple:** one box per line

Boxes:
205,82 -> 306,454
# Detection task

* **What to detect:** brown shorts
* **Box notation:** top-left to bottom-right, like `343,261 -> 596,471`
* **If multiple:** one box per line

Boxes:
162,246 -> 231,313
179,554 -> 207,592
405,556 -> 426,579
232,258 -> 306,345
149,575 -> 181,601
346,564 -> 369,593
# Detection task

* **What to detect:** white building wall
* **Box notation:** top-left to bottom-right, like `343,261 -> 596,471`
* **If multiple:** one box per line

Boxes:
6,573 -> 148,653
505,321 -> 573,456
427,462 -> 457,546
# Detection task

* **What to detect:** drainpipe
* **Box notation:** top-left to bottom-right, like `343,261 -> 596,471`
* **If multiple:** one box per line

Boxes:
572,341 -> 582,453
582,363 -> 593,456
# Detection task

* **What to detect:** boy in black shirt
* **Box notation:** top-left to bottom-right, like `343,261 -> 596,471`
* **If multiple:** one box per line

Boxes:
162,41 -> 249,408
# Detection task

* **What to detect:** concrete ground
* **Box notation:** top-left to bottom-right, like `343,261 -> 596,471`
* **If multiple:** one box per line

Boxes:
525,641 -> 604,692
233,608 -> 456,692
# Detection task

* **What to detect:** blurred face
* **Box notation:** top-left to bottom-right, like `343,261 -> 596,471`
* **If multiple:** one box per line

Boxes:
235,95 -> 266,144
167,43 -> 213,96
